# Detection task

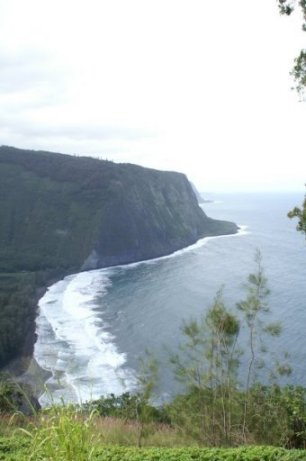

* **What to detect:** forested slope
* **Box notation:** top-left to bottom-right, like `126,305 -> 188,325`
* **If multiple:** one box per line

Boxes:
0,145 -> 237,368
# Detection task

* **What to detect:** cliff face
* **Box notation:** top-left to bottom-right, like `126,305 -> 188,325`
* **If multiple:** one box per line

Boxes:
0,146 -> 238,369
0,146 -> 237,273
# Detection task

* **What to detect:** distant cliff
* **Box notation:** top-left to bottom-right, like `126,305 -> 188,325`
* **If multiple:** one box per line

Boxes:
0,146 -> 237,272
0,146 -> 237,369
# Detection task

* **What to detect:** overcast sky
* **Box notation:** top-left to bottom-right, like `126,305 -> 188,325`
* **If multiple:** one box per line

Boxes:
0,0 -> 305,192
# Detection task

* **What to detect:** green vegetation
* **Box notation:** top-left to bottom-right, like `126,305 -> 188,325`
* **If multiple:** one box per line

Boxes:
0,273 -> 36,368
237,250 -> 285,441
0,269 -> 64,368
91,446 -> 306,461
1,397 -> 306,459
1,145 -> 305,459
0,261 -> 303,457
288,188 -> 306,235
169,289 -> 241,446
278,0 -> 306,95
0,145 -> 237,368
278,1 -> 306,87
20,405 -> 97,461
0,146 -> 236,273
166,254 -> 292,447
0,255 -> 306,460
1,436 -> 306,461
0,435 -> 30,461
0,374 -> 39,416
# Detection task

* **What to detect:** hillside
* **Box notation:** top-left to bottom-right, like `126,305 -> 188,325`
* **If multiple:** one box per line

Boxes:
0,146 -> 237,368
0,146 -> 237,272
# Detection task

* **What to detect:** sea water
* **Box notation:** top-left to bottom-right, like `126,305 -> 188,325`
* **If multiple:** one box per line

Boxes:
34,192 -> 306,405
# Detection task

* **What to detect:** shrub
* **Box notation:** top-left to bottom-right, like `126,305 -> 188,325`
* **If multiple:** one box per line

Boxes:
21,405 -> 97,461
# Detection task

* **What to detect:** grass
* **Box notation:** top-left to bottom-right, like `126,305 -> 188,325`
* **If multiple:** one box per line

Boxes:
0,408 -> 195,460
0,405 -> 306,460
92,417 -> 196,448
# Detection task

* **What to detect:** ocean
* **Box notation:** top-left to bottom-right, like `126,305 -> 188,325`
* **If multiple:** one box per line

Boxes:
33,192 -> 306,405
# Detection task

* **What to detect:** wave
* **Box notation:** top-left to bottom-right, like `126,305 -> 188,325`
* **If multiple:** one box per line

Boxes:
34,271 -> 136,406
111,225 -> 248,271
34,226 -> 248,405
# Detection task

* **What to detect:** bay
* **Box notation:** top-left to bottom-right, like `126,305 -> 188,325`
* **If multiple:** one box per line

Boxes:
34,192 -> 306,405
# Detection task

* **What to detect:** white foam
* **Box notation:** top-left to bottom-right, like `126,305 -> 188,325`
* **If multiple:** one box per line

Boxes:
34,226 -> 248,405
112,224 -> 249,270
34,270 -> 135,406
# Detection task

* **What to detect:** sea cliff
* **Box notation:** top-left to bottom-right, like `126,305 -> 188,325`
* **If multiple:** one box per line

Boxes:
0,146 -> 237,272
0,145 -> 238,368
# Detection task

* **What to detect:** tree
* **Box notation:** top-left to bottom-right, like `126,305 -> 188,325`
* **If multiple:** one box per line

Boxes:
278,0 -> 306,95
134,350 -> 159,447
170,290 -> 241,445
169,252 -> 290,446
279,0 -> 306,23
288,187 -> 306,234
237,250 -> 283,441
278,3 -> 306,234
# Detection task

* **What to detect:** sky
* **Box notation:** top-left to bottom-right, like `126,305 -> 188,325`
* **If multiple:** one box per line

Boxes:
0,0 -> 305,193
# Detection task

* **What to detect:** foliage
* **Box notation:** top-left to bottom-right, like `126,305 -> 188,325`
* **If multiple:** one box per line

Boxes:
20,404 -> 97,461
2,384 -> 306,455
0,374 -> 39,421
84,392 -> 169,424
1,433 -> 306,461
133,351 -> 160,447
291,50 -> 306,95
247,385 -> 306,449
169,253 -> 294,447
288,188 -> 306,234
170,289 -> 241,445
83,382 -> 306,448
86,393 -> 141,420
278,1 -> 306,95
0,374 -> 24,413
97,445 -> 306,460
0,435 -> 30,461
168,384 -> 306,448
87,353 -> 165,447
236,250 -> 284,441
279,0 -> 306,27
93,445 -> 306,460
0,145 -> 233,274
0,273 -> 37,368
0,144 -> 236,368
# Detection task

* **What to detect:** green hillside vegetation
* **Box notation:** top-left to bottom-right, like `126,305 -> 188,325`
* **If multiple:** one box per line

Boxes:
1,256 -> 306,460
1,146 -> 305,459
0,270 -> 60,369
1,378 -> 306,459
0,146 -> 236,273
0,145 -> 237,369
0,274 -> 36,366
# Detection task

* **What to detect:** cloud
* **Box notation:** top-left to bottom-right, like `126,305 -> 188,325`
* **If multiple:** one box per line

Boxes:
0,0 -> 305,191
0,49 -> 62,92
0,110 -> 157,159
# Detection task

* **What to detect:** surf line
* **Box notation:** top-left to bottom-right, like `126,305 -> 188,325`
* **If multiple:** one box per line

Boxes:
34,224 -> 248,405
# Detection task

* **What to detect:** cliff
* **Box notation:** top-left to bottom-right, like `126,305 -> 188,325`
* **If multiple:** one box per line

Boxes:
0,146 -> 237,272
0,145 -> 237,368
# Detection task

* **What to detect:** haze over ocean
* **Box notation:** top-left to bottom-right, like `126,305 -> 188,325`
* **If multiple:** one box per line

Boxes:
34,193 -> 306,405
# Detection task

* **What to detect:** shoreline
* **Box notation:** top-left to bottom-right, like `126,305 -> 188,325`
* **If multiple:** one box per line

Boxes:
4,225 -> 242,398
2,275 -> 65,385
33,227 -> 244,400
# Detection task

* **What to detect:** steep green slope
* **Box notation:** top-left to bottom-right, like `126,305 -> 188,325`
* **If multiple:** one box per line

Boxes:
0,145 -> 237,368
0,146 -> 237,272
